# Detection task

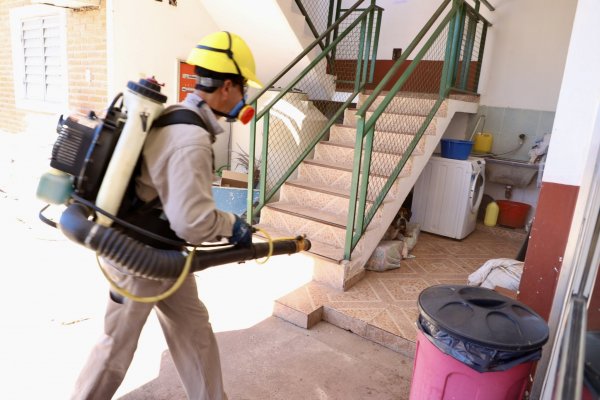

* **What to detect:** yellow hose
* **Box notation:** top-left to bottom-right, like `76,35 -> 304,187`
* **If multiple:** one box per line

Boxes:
98,227 -> 304,302
254,227 -> 298,265
254,227 -> 273,264
98,247 -> 195,303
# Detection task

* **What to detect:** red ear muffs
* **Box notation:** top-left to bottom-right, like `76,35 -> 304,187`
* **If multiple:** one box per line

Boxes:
238,105 -> 255,125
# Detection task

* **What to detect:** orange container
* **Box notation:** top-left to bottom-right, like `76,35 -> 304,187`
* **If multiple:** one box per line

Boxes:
497,200 -> 531,228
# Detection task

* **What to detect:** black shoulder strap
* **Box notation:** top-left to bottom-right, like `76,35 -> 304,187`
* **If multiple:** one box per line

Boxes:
152,108 -> 208,130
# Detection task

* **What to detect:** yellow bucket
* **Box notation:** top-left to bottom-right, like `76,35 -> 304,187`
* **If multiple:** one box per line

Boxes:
472,132 -> 493,153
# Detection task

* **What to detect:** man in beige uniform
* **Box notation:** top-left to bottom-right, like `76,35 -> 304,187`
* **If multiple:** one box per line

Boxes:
72,31 -> 262,400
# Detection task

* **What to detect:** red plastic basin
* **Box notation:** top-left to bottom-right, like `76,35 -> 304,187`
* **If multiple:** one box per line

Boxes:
497,200 -> 531,229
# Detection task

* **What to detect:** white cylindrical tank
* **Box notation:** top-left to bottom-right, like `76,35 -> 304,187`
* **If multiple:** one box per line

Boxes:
95,78 -> 167,226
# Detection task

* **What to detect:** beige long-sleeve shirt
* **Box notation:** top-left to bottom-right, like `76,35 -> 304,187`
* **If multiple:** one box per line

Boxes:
136,93 -> 235,245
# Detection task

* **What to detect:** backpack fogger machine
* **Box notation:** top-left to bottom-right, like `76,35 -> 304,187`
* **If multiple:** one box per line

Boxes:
37,77 -> 310,288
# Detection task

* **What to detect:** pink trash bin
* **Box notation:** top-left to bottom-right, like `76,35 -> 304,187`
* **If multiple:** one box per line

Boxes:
409,285 -> 549,400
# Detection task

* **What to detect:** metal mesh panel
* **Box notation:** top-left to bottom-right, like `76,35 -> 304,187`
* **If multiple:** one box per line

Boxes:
359,24 -> 450,223
334,8 -> 380,91
454,7 -> 486,93
252,5 -> 378,203
295,0 -> 333,38
294,1 -> 381,91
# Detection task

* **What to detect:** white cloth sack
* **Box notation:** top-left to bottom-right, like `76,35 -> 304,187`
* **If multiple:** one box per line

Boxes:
468,258 -> 524,291
365,240 -> 403,271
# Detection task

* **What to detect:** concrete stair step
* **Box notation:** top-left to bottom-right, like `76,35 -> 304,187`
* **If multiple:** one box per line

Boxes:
343,108 -> 437,135
280,179 -> 382,221
272,278 -> 417,357
314,141 -> 415,176
254,223 -> 346,263
297,159 -> 407,198
357,91 -> 448,117
329,124 -> 426,155
284,178 -> 379,202
259,201 -> 364,252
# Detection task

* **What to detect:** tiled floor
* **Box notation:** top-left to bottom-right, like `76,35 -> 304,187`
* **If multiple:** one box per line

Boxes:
273,223 -> 526,357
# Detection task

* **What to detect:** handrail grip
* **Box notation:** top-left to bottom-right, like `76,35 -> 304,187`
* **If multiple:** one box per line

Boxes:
247,0 -> 367,106
356,0 -> 451,116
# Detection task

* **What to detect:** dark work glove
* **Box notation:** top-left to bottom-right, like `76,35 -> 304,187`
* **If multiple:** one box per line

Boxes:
229,214 -> 253,247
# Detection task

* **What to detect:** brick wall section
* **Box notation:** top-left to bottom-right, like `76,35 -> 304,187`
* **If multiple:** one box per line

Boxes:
0,2 -> 107,133
67,5 -> 108,116
0,0 -> 29,133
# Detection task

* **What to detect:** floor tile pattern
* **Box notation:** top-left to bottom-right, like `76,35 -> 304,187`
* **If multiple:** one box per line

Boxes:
274,223 -> 526,357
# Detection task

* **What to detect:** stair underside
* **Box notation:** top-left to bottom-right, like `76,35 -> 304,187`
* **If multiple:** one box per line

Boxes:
259,116 -> 426,265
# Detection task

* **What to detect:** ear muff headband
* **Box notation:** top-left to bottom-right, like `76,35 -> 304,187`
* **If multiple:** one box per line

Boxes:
195,31 -> 244,79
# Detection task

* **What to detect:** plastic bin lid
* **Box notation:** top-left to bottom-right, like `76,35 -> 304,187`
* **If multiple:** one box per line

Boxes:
585,331 -> 600,395
418,285 -> 549,352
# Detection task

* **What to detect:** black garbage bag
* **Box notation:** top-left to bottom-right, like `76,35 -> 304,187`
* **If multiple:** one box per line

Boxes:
585,331 -> 600,397
417,285 -> 549,373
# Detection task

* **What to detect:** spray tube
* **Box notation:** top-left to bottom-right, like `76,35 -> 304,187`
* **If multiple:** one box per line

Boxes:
94,78 -> 167,226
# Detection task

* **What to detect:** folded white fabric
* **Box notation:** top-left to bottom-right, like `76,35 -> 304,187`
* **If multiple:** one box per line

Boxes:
468,258 -> 524,291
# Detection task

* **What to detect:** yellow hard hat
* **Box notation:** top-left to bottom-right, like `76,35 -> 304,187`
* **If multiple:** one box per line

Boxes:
187,31 -> 262,89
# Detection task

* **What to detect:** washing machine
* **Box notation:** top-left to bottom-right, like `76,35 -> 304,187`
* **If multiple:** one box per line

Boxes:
411,155 -> 486,239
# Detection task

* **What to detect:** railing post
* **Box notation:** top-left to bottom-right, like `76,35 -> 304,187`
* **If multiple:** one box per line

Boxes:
332,0 -> 342,61
247,104 -> 258,224
249,108 -> 269,222
354,18 -> 367,93
439,1 -> 461,97
353,123 -> 374,249
369,7 -> 383,84
459,9 -> 477,90
360,3 -> 375,87
474,21 -> 488,93
326,0 -> 335,48
344,116 -> 366,260
451,1 -> 467,89
258,110 -> 270,209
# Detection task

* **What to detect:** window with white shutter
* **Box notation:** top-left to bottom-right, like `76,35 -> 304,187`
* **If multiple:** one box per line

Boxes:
10,5 -> 67,113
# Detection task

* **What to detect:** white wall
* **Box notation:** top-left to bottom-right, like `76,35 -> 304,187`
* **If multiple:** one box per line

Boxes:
200,0 -> 309,89
479,0 -> 576,111
370,0 -> 444,60
543,0 -> 600,186
107,0 -> 321,172
107,0 -> 220,101
199,0 -> 332,170
361,0 -> 574,113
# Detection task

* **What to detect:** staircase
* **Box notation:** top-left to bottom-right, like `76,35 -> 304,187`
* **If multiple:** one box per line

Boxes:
257,91 -> 479,291
240,0 -> 490,351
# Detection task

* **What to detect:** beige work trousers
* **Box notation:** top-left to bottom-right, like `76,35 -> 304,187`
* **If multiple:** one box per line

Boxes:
71,262 -> 227,400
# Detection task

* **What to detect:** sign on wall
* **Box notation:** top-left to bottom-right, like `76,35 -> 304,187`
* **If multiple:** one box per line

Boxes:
178,60 -> 196,102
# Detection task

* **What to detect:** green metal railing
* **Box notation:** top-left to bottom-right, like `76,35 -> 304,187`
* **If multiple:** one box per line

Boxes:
344,0 -> 491,258
245,0 -> 382,220
243,0 -> 490,261
294,0 -> 382,83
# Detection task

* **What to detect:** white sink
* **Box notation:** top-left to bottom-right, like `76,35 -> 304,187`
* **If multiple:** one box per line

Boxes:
485,157 -> 539,187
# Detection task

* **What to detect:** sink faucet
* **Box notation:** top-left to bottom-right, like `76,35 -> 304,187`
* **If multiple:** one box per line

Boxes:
505,185 -> 513,199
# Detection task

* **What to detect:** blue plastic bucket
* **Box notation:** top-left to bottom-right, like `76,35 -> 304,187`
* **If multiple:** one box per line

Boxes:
440,139 -> 474,160
212,187 -> 259,216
